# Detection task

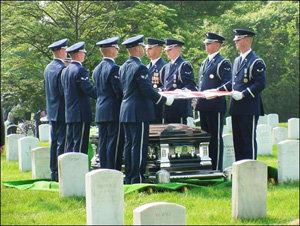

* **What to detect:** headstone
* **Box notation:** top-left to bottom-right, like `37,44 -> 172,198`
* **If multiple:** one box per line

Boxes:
258,114 -> 268,125
18,136 -> 39,171
222,125 -> 229,135
31,147 -> 51,179
288,118 -> 299,139
58,152 -> 88,197
39,124 -> 50,142
226,116 -> 232,132
272,127 -> 288,145
232,160 -> 267,219
6,134 -> 25,161
267,113 -> 279,128
256,124 -> 272,155
277,140 -> 299,183
222,134 -> 235,169
86,169 -> 124,225
133,202 -> 186,225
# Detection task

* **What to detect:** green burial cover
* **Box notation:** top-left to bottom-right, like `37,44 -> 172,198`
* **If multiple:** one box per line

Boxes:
2,179 -> 231,194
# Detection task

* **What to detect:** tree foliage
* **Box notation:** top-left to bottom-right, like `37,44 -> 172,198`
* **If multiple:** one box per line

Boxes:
1,1 -> 299,122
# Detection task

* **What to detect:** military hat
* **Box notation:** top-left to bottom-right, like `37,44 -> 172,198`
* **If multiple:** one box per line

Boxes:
203,32 -> 225,44
48,38 -> 68,51
66,41 -> 87,53
145,38 -> 165,49
122,35 -> 145,48
96,37 -> 119,49
164,38 -> 184,50
233,28 -> 255,41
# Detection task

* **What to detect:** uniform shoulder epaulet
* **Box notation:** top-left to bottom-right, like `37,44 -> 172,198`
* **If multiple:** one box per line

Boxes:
216,59 -> 231,79
249,58 -> 266,80
178,61 -> 193,83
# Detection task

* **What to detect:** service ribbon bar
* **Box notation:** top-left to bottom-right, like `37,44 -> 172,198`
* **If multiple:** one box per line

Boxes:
158,90 -> 231,99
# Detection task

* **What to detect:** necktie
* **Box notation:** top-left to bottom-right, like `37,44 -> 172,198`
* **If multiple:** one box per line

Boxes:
237,56 -> 242,69
149,62 -> 153,68
204,58 -> 209,70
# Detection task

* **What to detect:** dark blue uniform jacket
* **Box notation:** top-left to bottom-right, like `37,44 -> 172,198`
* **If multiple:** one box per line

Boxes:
61,62 -> 97,123
93,58 -> 122,122
229,51 -> 266,116
44,59 -> 66,122
119,56 -> 166,122
196,53 -> 232,113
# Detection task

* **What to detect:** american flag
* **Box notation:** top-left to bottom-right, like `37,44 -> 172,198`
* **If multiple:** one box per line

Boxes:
159,90 -> 231,99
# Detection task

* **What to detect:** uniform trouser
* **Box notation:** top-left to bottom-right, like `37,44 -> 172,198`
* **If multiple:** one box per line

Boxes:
123,122 -> 149,184
200,111 -> 224,171
163,99 -> 190,125
231,115 -> 259,161
66,122 -> 90,154
49,121 -> 66,181
97,122 -> 124,171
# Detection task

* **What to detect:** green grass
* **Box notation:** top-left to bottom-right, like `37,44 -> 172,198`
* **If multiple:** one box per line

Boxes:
1,140 -> 299,225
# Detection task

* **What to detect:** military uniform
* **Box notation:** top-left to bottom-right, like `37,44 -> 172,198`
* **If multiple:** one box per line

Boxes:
44,38 -> 67,181
61,42 -> 97,154
145,38 -> 166,124
160,38 -> 197,124
93,37 -> 124,170
229,29 -> 266,161
195,32 -> 232,171
120,35 -> 173,184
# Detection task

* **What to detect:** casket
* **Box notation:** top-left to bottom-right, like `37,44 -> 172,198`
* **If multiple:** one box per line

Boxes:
90,124 -> 224,181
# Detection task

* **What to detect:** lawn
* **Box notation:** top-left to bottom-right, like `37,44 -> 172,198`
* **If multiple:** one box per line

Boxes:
1,124 -> 299,225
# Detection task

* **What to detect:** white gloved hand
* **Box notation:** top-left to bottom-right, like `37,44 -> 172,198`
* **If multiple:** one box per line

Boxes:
157,87 -> 162,92
165,95 -> 174,106
232,91 -> 244,101
187,117 -> 195,128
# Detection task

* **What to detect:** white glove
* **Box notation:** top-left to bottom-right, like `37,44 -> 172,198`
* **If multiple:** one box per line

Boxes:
232,91 -> 244,101
165,95 -> 174,106
187,117 -> 195,128
205,88 -> 218,92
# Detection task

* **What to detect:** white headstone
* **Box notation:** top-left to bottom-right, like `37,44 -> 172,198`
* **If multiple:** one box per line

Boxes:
256,124 -> 272,155
267,113 -> 279,128
18,136 -> 39,171
277,140 -> 299,184
58,152 -> 88,197
288,118 -> 299,139
6,134 -> 25,161
272,127 -> 288,145
258,114 -> 268,125
31,147 -> 51,179
133,202 -> 186,225
86,169 -> 124,225
232,160 -> 267,219
226,116 -> 232,132
39,124 -> 50,142
222,134 -> 235,169
222,125 -> 229,135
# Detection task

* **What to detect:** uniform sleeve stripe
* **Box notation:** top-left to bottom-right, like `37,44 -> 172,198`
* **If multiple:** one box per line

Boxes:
155,95 -> 162,105
247,87 -> 255,98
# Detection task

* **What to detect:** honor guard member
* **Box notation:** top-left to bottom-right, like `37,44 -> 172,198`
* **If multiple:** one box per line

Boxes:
160,38 -> 197,125
145,38 -> 166,124
194,32 -> 232,171
230,28 -> 266,161
61,42 -> 97,154
119,35 -> 174,184
44,38 -> 68,181
93,37 -> 124,171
